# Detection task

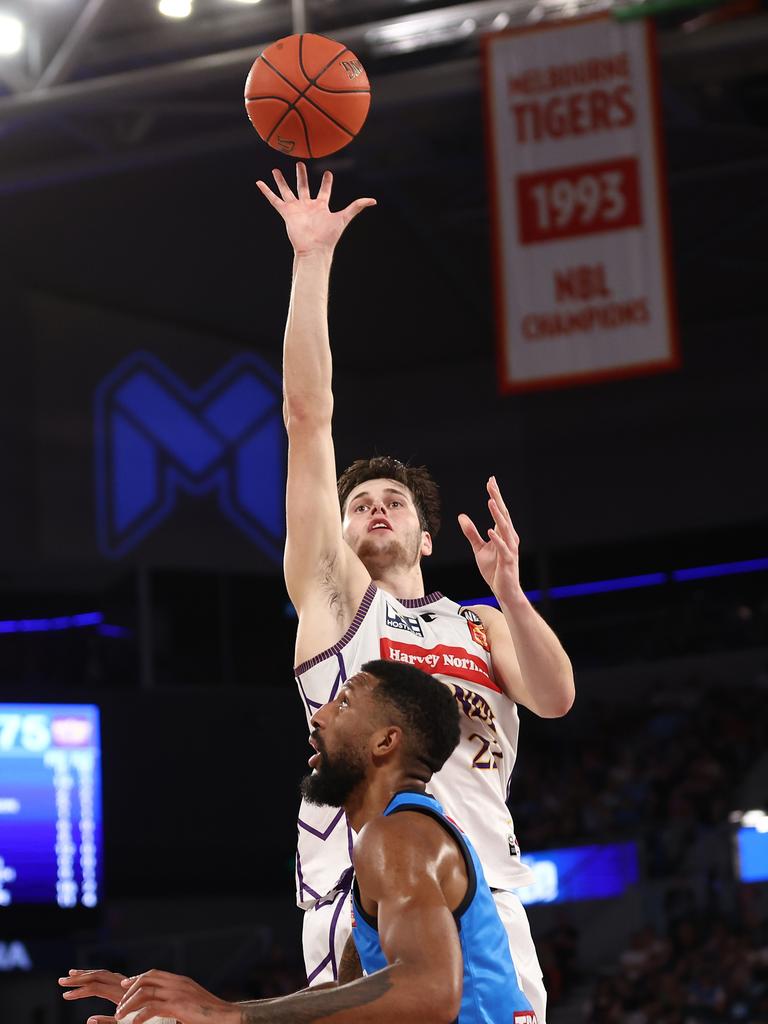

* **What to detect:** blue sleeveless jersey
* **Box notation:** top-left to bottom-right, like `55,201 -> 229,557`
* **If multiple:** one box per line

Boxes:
351,791 -> 535,1024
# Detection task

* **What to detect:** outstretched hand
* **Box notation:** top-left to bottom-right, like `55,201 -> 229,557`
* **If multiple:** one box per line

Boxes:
458,477 -> 525,607
113,969 -> 238,1024
59,968 -> 127,1005
256,162 -> 376,256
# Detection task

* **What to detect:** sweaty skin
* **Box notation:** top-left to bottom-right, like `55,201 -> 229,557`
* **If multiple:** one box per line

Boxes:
78,675 -> 470,1024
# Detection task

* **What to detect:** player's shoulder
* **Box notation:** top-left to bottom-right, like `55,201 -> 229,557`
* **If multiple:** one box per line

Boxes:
461,602 -> 505,627
356,807 -> 448,872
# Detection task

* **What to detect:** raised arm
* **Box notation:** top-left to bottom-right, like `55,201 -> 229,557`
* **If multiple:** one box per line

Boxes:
256,164 -> 375,661
459,476 -> 575,717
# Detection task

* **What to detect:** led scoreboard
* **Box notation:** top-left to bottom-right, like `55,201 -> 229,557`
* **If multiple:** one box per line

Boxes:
0,704 -> 103,912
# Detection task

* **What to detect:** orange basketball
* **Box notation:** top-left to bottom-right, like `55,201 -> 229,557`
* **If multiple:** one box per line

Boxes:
244,33 -> 371,159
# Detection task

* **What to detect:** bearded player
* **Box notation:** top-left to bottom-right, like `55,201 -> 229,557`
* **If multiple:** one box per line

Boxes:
256,163 -> 574,1023
67,662 -> 537,1024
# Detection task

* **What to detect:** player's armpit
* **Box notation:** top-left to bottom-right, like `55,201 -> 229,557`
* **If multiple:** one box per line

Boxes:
284,422 -> 371,651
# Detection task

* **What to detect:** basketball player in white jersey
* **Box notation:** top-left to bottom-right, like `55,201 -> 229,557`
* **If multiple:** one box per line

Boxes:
256,163 -> 575,1023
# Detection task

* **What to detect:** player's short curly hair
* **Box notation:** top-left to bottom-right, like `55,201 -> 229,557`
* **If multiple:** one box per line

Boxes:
362,659 -> 460,775
337,456 -> 441,538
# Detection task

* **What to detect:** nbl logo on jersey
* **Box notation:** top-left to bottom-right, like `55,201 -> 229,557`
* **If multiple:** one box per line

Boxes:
385,603 -> 424,637
460,607 -> 490,651
514,1013 -> 537,1023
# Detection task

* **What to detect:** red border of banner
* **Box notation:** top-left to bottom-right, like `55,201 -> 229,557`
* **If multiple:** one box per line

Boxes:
481,13 -> 681,394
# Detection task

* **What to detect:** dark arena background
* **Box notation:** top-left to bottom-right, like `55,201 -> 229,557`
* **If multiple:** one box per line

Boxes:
1,0 -> 768,1021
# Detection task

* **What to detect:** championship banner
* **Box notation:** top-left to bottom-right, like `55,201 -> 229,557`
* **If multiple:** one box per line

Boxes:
483,13 -> 679,391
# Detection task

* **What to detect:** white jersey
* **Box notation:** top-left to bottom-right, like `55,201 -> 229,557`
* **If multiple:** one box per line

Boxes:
294,583 -> 535,907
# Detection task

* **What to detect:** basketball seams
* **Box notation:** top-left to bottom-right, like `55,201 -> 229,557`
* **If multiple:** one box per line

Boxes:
259,55 -> 302,97
294,106 -> 314,159
245,95 -> 294,147
298,36 -> 351,90
310,85 -> 370,95
245,96 -> 293,105
267,105 -> 314,159
299,94 -> 356,140
249,37 -> 369,157
259,53 -> 360,139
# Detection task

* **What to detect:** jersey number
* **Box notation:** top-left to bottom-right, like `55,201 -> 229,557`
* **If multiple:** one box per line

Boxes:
469,733 -> 502,770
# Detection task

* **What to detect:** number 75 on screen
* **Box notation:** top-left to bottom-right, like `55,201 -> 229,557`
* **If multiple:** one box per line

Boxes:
0,714 -> 51,752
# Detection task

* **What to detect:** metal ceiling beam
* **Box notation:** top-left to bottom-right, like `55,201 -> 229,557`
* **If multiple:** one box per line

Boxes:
0,4 -> 767,128
0,0 -> 587,124
35,0 -> 116,91
291,0 -> 309,35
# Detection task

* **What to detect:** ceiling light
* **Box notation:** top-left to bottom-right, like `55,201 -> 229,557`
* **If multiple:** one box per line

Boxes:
366,14 -> 477,56
741,810 -> 768,833
158,0 -> 193,18
0,13 -> 24,56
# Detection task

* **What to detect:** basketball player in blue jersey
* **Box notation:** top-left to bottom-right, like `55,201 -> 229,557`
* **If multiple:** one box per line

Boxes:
254,163 -> 575,1022
86,661 -> 537,1024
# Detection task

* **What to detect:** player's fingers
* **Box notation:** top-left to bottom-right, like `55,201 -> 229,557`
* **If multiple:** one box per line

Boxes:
85,1016 -> 116,1024
255,180 -> 283,209
296,161 -> 310,198
61,969 -> 119,983
487,528 -> 515,562
115,982 -> 154,1015
64,982 -> 121,1000
341,197 -> 377,223
271,167 -> 295,202
487,476 -> 511,519
488,498 -> 518,547
487,481 -> 519,545
318,169 -> 333,202
458,514 -> 485,554
62,988 -> 104,999
131,1008 -> 174,1024
115,989 -> 159,1020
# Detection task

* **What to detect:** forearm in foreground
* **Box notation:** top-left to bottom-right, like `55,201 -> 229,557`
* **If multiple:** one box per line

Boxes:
237,963 -> 454,1024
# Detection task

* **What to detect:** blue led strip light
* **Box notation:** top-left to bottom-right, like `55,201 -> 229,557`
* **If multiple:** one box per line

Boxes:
0,613 -> 130,637
672,557 -> 768,582
0,613 -> 103,634
2,556 -> 767,633
462,556 -> 768,607
549,572 -> 667,599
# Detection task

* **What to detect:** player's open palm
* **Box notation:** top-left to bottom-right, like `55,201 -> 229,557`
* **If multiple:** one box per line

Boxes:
256,162 -> 375,256
459,476 -> 524,607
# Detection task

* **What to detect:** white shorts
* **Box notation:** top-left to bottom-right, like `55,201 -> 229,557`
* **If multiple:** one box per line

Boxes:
302,886 -> 547,1023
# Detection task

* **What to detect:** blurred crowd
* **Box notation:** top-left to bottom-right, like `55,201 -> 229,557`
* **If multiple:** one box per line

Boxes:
511,684 -> 765,877
583,900 -> 768,1024
507,677 -> 768,1020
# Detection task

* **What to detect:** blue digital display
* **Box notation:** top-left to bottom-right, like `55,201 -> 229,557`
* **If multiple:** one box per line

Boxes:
0,704 -> 102,909
737,827 -> 768,883
517,842 -> 639,905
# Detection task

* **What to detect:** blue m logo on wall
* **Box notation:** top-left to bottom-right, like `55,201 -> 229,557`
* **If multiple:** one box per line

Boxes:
95,352 -> 284,560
